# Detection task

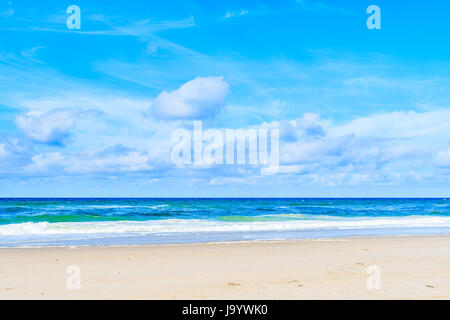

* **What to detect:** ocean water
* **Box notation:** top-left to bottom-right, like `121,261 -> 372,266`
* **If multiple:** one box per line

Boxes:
0,198 -> 449,247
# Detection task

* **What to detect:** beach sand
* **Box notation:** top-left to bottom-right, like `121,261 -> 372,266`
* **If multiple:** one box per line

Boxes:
0,235 -> 449,299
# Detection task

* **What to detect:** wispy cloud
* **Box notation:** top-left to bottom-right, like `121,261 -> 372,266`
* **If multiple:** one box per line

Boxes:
223,9 -> 249,19
0,0 -> 13,17
3,15 -> 195,37
19,46 -> 45,63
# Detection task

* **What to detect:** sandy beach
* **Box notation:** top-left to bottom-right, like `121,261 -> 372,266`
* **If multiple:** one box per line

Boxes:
0,235 -> 449,299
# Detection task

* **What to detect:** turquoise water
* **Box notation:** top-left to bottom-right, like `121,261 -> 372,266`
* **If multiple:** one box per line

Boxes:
0,198 -> 449,246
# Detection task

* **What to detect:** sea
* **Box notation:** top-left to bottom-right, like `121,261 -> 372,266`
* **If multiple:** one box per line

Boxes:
0,198 -> 449,247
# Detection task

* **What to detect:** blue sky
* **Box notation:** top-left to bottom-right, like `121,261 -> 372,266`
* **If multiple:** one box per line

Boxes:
0,0 -> 449,197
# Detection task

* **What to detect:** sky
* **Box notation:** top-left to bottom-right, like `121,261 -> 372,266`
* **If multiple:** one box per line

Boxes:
0,0 -> 449,197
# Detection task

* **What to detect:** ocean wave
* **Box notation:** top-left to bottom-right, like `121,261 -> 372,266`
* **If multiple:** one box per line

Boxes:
1,215 -> 450,236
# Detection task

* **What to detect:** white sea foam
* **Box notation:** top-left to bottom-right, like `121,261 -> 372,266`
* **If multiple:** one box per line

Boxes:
1,216 -> 450,236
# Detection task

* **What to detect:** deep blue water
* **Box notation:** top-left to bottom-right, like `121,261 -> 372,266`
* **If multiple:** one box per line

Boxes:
0,198 -> 449,246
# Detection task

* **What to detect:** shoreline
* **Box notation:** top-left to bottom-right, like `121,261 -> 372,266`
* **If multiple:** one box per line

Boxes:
3,225 -> 450,248
0,233 -> 448,249
1,235 -> 450,299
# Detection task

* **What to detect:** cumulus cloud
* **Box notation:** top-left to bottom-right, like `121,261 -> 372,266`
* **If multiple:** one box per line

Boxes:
3,105 -> 450,188
25,144 -> 163,174
0,143 -> 9,158
0,137 -> 35,174
278,113 -> 326,142
149,76 -> 230,119
437,149 -> 450,167
15,108 -> 98,145
273,109 -> 450,185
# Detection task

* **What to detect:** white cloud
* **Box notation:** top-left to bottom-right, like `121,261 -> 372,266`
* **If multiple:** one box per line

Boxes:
0,143 -> 9,158
0,137 -> 35,174
149,76 -> 230,119
437,149 -> 450,167
278,113 -> 326,142
25,144 -> 163,174
224,10 -> 249,19
333,110 -> 450,140
273,110 -> 450,185
10,15 -> 196,37
15,108 -> 98,145
0,107 -> 447,192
